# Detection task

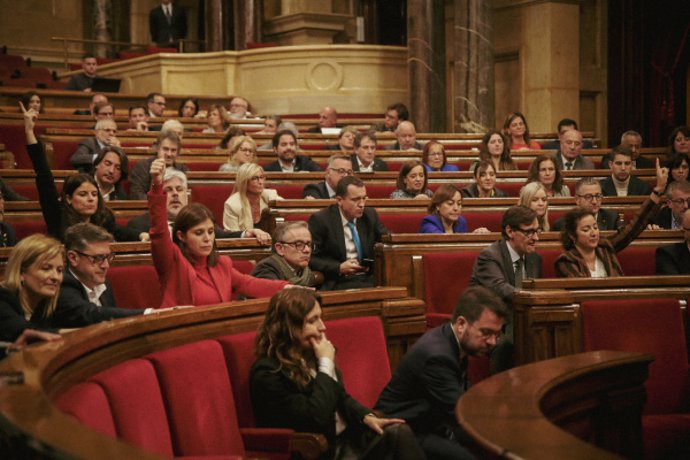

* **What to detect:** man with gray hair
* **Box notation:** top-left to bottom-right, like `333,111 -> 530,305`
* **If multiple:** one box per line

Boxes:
655,208 -> 690,274
654,180 -> 690,229
70,118 -> 121,173
302,154 -> 353,199
553,177 -> 622,231
251,221 -> 317,286
352,131 -> 388,172
599,130 -> 654,169
129,131 -> 188,199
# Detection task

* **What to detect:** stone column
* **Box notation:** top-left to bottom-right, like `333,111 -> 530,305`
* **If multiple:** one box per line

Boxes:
452,0 -> 494,132
234,0 -> 261,50
407,0 -> 445,133
205,0 -> 223,51
93,0 -> 112,57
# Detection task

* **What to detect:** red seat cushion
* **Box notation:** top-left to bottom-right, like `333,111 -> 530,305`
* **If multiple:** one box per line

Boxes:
53,382 -> 117,438
642,413 -> 690,460
463,212 -> 502,232
423,252 -> 478,317
380,214 -> 424,233
218,331 -> 259,427
108,265 -> 162,309
616,246 -> 656,276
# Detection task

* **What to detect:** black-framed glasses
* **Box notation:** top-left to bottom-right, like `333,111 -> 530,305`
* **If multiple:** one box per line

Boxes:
577,193 -> 603,202
669,198 -> 690,207
74,250 -> 115,265
328,167 -> 354,176
279,240 -> 313,251
514,227 -> 541,238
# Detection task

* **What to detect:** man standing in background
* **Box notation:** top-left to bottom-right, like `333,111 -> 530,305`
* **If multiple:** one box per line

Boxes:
149,0 -> 187,48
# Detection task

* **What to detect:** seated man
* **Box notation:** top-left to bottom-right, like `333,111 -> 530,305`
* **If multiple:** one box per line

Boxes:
599,145 -> 651,196
127,105 -> 149,131
93,147 -> 128,201
93,101 -> 115,122
70,119 -> 120,173
385,121 -> 422,151
654,180 -> 690,229
542,118 -> 593,150
66,54 -> 98,92
54,223 -> 147,327
374,102 -> 409,132
303,154 -> 353,199
126,169 -> 253,241
0,176 -> 28,202
308,176 -> 389,290
376,286 -> 508,460
128,131 -> 188,200
307,106 -> 342,133
146,92 -> 167,118
656,209 -> 690,274
251,221 -> 317,286
599,130 -> 653,169
555,129 -> 594,170
73,92 -> 108,116
0,190 -> 17,247
264,129 -> 322,172
470,205 -> 541,373
553,178 -> 622,231
352,131 -> 388,172
228,96 -> 254,119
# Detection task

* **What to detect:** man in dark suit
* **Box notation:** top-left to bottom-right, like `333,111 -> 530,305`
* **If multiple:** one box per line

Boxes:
553,178 -> 622,231
541,118 -> 593,150
264,129 -> 322,172
306,106 -> 343,133
599,130 -> 654,170
600,145 -> 652,196
374,102 -> 409,132
470,205 -> 542,373
376,286 -> 508,460
70,119 -> 120,173
55,223 -> 146,327
654,180 -> 690,229
385,121 -> 423,151
656,209 -> 690,274
555,129 -> 595,170
351,131 -> 388,172
302,154 -> 353,199
149,0 -> 187,48
308,176 -> 389,290
93,147 -> 128,201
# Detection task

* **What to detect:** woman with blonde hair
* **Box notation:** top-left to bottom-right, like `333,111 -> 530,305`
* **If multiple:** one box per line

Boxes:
219,135 -> 258,172
518,181 -> 550,231
0,234 -> 65,342
223,163 -> 283,234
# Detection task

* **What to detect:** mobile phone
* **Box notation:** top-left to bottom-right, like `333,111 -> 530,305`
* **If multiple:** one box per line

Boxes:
360,258 -> 374,269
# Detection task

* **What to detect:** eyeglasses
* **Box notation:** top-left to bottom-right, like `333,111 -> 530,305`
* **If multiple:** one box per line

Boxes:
238,147 -> 255,155
280,240 -> 313,251
153,101 -> 166,106
250,175 -> 265,182
669,198 -> 690,207
577,193 -> 603,202
328,167 -> 354,176
514,227 -> 541,238
428,151 -> 444,157
74,250 -> 115,265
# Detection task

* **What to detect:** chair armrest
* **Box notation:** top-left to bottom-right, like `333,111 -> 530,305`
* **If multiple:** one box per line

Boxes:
240,427 -> 293,453
290,432 -> 329,460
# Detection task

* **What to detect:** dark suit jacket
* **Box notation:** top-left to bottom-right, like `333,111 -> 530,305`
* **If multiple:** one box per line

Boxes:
543,139 -> 593,150
653,207 -> 675,229
128,157 -> 189,200
375,323 -> 468,435
302,181 -> 331,199
470,239 -> 542,302
53,270 -> 144,328
263,155 -> 323,172
555,152 -> 595,170
71,137 -> 103,173
0,287 -> 56,342
350,154 -> 389,172
599,176 -> 651,196
149,4 -> 187,46
656,243 -> 690,275
126,212 -> 241,239
598,152 -> 655,169
250,356 -> 370,450
66,73 -> 95,91
308,205 -> 389,289
553,208 -> 621,232
0,222 -> 17,247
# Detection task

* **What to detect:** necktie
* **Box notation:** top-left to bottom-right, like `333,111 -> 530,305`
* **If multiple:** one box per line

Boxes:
514,258 -> 524,288
565,161 -> 573,170
346,221 -> 363,260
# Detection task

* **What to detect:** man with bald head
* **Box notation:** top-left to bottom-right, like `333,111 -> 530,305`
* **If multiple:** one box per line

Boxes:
307,106 -> 343,133
555,129 -> 594,170
386,120 -> 423,151
71,119 -> 121,173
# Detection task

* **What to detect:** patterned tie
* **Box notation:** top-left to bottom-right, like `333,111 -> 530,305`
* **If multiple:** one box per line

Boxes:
514,258 -> 524,288
347,221 -> 363,260
565,161 -> 573,171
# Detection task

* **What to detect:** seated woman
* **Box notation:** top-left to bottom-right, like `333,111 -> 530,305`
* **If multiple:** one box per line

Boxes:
21,91 -> 43,114
420,184 -> 489,233
664,153 -> 689,190
251,289 -> 424,460
555,160 -> 667,277
665,125 -> 690,158
218,126 -> 246,150
223,163 -> 282,236
422,140 -> 459,172
461,160 -> 506,198
219,135 -> 257,172
148,158 -> 288,307
503,111 -> 541,150
326,126 -> 357,153
390,160 -> 433,199
0,234 -> 64,342
518,182 -> 550,231
202,104 -> 229,133
472,130 -> 516,172
526,154 -> 571,197
21,102 -> 139,242
178,97 -> 199,118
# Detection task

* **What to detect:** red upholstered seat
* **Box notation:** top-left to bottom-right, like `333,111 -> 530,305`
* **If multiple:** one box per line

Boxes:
380,213 -> 424,233
53,382 -> 117,438
11,219 -> 47,240
616,246 -> 656,276
190,183 -> 233,223
219,331 -> 260,427
108,265 -> 162,309
423,252 -> 478,328
463,212 -> 502,232
581,298 -> 690,459
88,359 -> 173,457
539,248 -> 561,279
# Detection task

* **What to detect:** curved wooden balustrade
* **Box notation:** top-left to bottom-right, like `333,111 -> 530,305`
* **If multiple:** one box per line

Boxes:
456,350 -> 652,459
0,287 -> 425,458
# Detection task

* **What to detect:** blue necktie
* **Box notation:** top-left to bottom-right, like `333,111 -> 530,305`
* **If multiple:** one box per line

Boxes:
346,221 -> 363,260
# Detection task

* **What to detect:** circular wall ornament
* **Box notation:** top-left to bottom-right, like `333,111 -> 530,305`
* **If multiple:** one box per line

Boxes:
306,61 -> 343,91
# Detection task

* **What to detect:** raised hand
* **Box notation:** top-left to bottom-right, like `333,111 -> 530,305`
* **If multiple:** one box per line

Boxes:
150,158 -> 167,187
19,101 -> 39,144
654,157 -> 669,193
